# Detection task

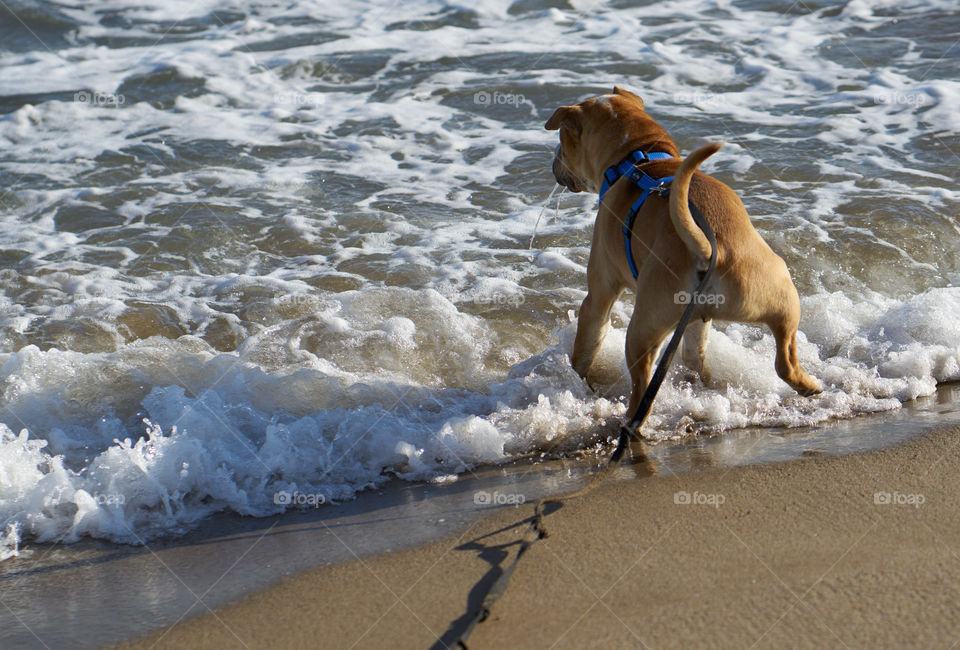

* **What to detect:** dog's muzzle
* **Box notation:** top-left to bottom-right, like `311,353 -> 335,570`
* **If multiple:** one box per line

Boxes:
552,147 -> 583,192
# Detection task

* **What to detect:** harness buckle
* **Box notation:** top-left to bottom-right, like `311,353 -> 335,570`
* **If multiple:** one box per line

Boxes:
652,181 -> 671,196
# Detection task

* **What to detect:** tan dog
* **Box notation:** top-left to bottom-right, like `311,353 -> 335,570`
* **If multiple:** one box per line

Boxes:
546,86 -> 821,413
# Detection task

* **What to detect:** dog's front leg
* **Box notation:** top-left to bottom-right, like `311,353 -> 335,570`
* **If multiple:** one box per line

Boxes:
571,249 -> 623,382
571,290 -> 620,380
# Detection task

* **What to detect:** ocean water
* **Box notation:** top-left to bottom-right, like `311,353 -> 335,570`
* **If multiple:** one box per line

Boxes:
0,0 -> 958,558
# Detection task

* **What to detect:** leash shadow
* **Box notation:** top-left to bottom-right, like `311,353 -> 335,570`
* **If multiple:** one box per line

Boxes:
431,502 -> 563,650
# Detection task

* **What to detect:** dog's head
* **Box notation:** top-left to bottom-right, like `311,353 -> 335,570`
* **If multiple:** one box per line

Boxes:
545,86 -> 667,193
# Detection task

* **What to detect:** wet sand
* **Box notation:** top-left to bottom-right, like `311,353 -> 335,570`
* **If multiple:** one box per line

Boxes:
120,423 -> 960,649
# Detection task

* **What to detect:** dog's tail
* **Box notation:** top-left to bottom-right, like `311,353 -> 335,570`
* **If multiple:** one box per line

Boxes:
669,142 -> 723,264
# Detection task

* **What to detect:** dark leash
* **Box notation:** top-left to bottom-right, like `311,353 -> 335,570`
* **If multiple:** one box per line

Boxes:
453,200 -> 717,648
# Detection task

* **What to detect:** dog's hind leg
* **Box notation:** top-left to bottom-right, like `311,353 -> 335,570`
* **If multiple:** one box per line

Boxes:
765,283 -> 822,396
771,318 -> 822,396
624,315 -> 675,415
624,264 -> 684,413
681,317 -> 711,382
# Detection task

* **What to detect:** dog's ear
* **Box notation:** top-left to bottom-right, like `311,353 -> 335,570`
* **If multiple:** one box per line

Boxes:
545,106 -> 582,133
613,86 -> 644,109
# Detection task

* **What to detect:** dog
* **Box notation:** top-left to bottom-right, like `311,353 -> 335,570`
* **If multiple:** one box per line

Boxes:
545,86 -> 822,414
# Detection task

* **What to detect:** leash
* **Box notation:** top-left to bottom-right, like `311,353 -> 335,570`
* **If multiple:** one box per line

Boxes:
453,199 -> 717,649
528,184 -> 565,249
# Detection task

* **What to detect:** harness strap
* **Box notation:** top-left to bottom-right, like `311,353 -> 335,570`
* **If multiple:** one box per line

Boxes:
622,175 -> 673,279
598,150 -> 674,203
598,150 -> 675,280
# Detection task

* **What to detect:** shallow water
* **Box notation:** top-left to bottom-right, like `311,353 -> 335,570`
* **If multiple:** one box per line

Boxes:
1,0 -> 959,555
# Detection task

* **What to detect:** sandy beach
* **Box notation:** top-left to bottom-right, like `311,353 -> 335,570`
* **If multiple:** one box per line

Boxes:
120,423 -> 960,649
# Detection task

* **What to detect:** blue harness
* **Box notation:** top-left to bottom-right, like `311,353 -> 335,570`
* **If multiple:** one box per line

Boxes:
598,150 -> 675,279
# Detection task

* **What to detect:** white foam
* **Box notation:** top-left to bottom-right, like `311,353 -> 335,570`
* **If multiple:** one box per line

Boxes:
2,282 -> 959,556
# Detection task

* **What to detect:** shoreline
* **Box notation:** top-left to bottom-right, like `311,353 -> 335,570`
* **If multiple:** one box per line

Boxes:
7,385 -> 956,649
119,422 -> 960,649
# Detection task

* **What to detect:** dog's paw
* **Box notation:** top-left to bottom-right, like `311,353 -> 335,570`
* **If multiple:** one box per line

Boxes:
678,365 -> 710,386
795,377 -> 823,397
